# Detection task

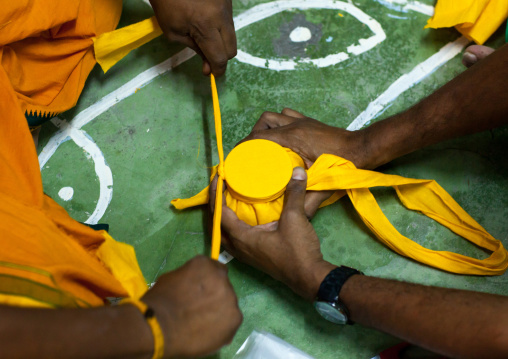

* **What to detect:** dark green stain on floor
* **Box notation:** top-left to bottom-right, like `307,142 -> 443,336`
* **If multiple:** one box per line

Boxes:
38,0 -> 508,357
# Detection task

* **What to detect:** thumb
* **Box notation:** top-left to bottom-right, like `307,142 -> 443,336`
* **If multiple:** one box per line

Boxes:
281,167 -> 308,221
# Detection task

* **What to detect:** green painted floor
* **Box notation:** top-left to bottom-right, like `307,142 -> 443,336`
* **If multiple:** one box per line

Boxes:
37,0 -> 508,357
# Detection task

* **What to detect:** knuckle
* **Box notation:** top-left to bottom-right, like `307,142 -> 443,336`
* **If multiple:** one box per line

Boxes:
287,180 -> 306,193
250,131 -> 262,140
284,209 -> 302,221
214,57 -> 228,68
292,127 -> 306,138
259,111 -> 274,120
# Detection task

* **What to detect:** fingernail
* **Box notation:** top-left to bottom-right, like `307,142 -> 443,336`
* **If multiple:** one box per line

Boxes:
292,167 -> 306,180
462,52 -> 477,66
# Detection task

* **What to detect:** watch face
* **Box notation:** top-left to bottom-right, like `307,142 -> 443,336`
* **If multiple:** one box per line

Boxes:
314,301 -> 348,325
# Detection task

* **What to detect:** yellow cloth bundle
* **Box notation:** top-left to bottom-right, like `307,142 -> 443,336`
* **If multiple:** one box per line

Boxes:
172,139 -> 508,276
426,0 -> 508,44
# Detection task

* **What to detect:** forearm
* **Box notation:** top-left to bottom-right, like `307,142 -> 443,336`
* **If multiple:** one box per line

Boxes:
0,304 -> 153,359
357,43 -> 508,169
340,275 -> 508,358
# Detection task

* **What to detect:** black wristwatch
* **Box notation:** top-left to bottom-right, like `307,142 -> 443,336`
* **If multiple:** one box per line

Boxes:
313,266 -> 363,325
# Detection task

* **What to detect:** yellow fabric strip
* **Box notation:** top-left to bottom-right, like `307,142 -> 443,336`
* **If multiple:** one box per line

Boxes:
96,232 -> 149,299
210,75 -> 224,261
93,16 -> 163,73
0,294 -> 53,309
171,150 -> 508,275
121,298 -> 164,359
425,0 -> 508,45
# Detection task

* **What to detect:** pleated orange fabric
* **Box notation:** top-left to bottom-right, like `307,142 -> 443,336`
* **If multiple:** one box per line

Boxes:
0,62 -> 147,308
0,1 -> 148,308
0,0 -> 122,117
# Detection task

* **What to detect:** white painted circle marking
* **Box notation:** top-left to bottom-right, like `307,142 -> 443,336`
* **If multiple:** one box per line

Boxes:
58,187 -> 74,201
289,27 -> 312,42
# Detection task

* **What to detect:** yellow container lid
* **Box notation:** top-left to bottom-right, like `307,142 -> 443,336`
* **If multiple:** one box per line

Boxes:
224,139 -> 293,202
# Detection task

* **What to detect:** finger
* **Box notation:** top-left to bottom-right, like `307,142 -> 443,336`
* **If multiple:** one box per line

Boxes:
171,36 -> 212,76
221,22 -> 237,60
462,45 -> 495,68
167,35 -> 212,76
304,190 -> 334,219
192,27 -> 229,77
164,33 -> 203,57
238,126 -> 293,149
209,174 -> 219,213
281,108 -> 307,119
281,167 -> 308,222
256,221 -> 279,231
251,111 -> 300,132
202,60 -> 211,76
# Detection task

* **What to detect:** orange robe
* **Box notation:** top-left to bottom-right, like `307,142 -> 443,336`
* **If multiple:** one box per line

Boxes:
1,0 -> 122,117
0,0 -> 147,308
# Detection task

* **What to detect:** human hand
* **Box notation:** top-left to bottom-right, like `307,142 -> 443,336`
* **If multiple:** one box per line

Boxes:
142,256 -> 242,358
219,167 -> 336,301
150,0 -> 236,77
243,108 -> 370,169
209,173 -> 332,224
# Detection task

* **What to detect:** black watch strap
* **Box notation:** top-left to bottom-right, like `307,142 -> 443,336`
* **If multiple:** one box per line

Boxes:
316,266 -> 363,324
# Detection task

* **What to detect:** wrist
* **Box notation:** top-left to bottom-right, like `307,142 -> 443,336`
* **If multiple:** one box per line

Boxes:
295,260 -> 337,302
114,304 -> 155,359
330,127 -> 372,170
355,125 -> 387,170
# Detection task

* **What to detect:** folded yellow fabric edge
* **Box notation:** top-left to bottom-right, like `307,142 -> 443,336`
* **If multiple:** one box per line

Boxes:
425,0 -> 508,44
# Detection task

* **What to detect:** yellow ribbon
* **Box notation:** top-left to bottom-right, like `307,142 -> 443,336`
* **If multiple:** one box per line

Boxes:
172,150 -> 508,276
93,16 -> 163,73
210,75 -> 224,261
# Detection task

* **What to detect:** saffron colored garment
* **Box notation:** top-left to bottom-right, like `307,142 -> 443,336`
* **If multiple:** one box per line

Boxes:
1,0 -> 123,118
0,1 -> 147,308
172,142 -> 508,276
426,0 -> 508,45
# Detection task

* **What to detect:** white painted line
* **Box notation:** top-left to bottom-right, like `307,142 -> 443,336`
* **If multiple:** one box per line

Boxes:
233,0 -> 386,70
39,0 -> 452,232
69,129 -> 114,224
39,48 -> 196,224
373,0 -> 434,16
72,47 -> 196,130
347,36 -> 469,131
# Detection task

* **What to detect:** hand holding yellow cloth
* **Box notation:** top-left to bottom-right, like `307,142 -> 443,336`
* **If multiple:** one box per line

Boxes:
172,140 -> 508,276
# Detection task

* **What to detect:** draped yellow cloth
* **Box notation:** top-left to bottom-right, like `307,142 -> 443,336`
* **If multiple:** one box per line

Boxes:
172,145 -> 508,276
426,0 -> 508,44
0,1 -> 148,308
